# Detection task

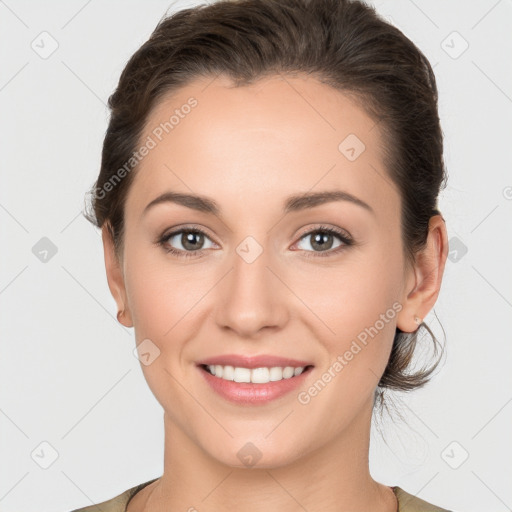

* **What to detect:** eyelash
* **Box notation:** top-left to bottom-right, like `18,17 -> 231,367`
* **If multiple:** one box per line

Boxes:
156,224 -> 354,260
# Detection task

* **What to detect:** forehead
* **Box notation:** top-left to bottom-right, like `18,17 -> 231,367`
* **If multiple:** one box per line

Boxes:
125,73 -> 399,222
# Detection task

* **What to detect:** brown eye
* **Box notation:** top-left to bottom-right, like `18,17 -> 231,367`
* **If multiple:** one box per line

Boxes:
159,228 -> 215,258
295,225 -> 353,258
177,231 -> 205,251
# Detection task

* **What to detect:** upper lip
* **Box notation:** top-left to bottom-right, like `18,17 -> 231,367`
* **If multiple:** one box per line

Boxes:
197,354 -> 314,369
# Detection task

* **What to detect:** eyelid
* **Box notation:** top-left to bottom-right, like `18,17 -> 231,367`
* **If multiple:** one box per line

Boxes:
160,223 -> 216,242
294,224 -> 352,242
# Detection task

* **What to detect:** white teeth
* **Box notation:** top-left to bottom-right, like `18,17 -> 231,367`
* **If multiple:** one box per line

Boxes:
234,367 -> 251,383
205,364 -> 307,383
282,366 -> 295,379
222,365 -> 234,380
251,367 -> 270,383
269,366 -> 283,381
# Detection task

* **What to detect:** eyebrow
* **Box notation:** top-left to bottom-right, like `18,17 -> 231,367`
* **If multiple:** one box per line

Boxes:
142,189 -> 375,217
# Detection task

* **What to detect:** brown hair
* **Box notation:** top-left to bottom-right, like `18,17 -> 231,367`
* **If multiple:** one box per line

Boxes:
84,0 -> 447,397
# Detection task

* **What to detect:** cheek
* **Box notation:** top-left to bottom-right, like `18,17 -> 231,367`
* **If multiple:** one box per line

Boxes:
295,264 -> 402,424
126,266 -> 172,338
123,245 -> 214,352
122,230 -> 187,334
306,242 -> 403,371
122,254 -> 205,409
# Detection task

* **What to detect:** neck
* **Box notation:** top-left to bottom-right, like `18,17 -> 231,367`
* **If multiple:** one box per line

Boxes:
135,399 -> 396,512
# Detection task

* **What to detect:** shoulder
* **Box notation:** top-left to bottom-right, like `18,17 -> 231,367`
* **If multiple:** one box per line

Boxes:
394,486 -> 453,512
67,478 -> 159,512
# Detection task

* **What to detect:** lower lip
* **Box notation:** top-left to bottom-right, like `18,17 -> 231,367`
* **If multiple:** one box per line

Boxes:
197,365 -> 314,405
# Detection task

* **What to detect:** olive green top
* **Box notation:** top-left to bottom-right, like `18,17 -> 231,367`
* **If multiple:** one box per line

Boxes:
69,477 -> 453,511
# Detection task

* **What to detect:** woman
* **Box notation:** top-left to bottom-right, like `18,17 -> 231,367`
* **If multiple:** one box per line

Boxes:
76,0 -> 451,510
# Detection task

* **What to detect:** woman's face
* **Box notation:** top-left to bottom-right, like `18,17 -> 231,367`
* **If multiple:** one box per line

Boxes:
106,73 -> 421,467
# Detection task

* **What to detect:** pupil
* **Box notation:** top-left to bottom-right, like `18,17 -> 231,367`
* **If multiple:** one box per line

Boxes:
183,231 -> 203,250
313,232 -> 333,250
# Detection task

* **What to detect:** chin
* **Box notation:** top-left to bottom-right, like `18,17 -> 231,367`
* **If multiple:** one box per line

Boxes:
204,436 -> 311,470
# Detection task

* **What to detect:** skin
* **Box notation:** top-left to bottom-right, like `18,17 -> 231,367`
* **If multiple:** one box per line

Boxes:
102,73 -> 448,512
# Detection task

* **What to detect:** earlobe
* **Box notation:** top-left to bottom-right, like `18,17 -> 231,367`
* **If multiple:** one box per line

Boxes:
101,225 -> 133,327
396,215 -> 448,333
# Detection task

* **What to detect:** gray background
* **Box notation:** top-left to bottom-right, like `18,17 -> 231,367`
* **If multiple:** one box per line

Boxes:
1,1 -> 511,511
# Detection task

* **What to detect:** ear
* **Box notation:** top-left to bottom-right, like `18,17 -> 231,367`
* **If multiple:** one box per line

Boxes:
102,224 -> 133,327
396,214 -> 448,333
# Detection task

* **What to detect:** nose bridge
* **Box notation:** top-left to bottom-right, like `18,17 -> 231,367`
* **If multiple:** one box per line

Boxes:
213,235 -> 288,336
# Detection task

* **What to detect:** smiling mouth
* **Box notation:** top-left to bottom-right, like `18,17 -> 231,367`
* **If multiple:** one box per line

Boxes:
199,363 -> 314,384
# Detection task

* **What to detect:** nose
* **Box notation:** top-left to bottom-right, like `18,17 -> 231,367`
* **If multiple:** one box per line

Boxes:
213,246 -> 289,338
